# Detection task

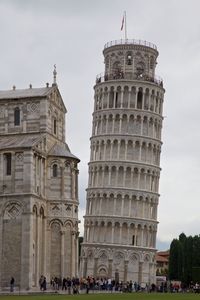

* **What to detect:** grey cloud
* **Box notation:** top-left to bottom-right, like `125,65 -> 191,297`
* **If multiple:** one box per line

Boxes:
1,0 -> 200,248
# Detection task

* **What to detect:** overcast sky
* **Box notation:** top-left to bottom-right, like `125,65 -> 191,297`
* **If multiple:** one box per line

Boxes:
1,0 -> 200,250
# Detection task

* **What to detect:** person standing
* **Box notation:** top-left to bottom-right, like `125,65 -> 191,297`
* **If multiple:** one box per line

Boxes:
10,277 -> 15,292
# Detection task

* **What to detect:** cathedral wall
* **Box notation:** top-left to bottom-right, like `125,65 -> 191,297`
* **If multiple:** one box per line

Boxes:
0,100 -> 43,134
26,100 -> 41,132
0,85 -> 79,289
47,158 -> 78,201
1,202 -> 23,287
0,150 -> 37,195
0,97 -> 64,138
2,216 -> 22,287
47,95 -> 66,142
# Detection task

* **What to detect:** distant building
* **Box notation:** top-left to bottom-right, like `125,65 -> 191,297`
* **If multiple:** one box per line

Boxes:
80,39 -> 165,284
0,71 -> 80,290
156,250 -> 169,275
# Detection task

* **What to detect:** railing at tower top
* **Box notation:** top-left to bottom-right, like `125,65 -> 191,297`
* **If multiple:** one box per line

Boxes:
104,39 -> 157,50
96,72 -> 163,87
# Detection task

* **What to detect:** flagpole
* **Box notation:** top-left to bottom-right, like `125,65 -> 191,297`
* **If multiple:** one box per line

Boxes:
125,11 -> 127,40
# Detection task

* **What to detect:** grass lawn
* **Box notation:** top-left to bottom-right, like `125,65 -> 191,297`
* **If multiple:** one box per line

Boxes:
0,293 -> 198,300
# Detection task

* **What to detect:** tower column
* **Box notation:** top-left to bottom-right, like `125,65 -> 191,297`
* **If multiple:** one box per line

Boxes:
127,225 -> 130,244
120,88 -> 124,108
111,224 -> 115,243
113,89 -> 117,108
128,88 -> 131,108
105,116 -> 109,133
119,224 -> 122,244
134,87 -> 138,109
119,116 -> 122,133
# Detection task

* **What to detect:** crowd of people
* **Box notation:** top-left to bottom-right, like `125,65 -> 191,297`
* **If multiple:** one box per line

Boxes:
9,275 -> 200,294
45,276 -> 200,294
46,276 -> 145,294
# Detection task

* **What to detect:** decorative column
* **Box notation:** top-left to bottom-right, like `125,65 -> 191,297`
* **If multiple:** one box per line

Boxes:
94,257 -> 98,277
83,258 -> 88,278
108,259 -> 113,278
20,211 -> 33,290
61,231 -> 65,278
45,226 -> 51,281
120,88 -> 124,108
119,224 -> 122,244
128,87 -> 131,108
134,87 -> 138,109
71,231 -> 75,276
61,166 -> 65,198
35,213 -> 40,287
111,224 -> 115,243
124,260 -> 129,282
42,216 -> 47,277
11,152 -> 15,193
138,261 -> 143,284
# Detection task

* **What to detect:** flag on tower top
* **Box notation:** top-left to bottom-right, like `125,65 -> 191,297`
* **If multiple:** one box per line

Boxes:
121,14 -> 125,31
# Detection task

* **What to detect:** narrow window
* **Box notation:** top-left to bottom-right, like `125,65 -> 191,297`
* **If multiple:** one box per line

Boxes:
14,107 -> 20,126
115,92 -> 118,108
109,91 -> 114,108
53,164 -> 58,177
132,235 -> 135,245
53,119 -> 57,134
5,153 -> 11,175
137,91 -> 143,109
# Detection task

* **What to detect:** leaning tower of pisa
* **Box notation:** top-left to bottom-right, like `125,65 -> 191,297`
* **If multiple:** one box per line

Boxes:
80,39 -> 165,285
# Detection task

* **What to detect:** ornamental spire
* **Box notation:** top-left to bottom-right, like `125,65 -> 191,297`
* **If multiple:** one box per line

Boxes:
53,64 -> 57,86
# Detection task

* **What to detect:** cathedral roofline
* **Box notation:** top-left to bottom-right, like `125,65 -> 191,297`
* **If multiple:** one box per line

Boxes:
48,143 -> 80,162
0,85 -> 67,113
0,133 -> 43,150
0,86 -> 53,99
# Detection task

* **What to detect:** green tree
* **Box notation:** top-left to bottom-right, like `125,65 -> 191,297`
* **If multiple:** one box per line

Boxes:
183,235 -> 193,284
169,234 -> 200,284
192,235 -> 200,282
169,238 -> 182,280
179,233 -> 187,282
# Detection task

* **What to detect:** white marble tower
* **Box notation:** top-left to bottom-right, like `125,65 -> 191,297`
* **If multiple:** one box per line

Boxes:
80,39 -> 165,284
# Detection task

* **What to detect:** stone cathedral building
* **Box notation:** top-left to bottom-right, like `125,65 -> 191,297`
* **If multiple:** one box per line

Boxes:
0,71 -> 79,290
80,39 -> 165,284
